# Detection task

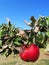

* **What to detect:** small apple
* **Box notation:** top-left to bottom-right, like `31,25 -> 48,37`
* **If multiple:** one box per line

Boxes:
19,44 -> 40,62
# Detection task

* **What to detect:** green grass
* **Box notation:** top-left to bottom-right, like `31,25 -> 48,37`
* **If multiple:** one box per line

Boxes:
0,48 -> 49,65
37,59 -> 49,65
0,62 -> 16,65
0,59 -> 49,65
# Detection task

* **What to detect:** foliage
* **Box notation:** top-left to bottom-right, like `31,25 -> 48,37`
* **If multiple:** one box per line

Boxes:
0,18 -> 23,57
0,16 -> 49,57
24,16 -> 49,48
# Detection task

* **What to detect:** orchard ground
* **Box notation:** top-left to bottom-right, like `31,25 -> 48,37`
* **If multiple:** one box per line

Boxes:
0,48 -> 49,65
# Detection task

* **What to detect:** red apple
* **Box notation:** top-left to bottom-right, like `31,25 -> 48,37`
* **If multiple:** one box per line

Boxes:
19,44 -> 40,62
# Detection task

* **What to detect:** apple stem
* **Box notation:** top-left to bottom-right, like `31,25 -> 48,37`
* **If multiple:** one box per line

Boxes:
33,36 -> 36,44
27,29 -> 36,45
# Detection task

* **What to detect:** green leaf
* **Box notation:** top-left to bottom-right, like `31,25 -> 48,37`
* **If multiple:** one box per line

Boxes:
16,37 -> 21,41
13,37 -> 21,46
46,17 -> 49,26
0,29 -> 2,38
35,31 -> 45,44
9,31 -> 14,37
30,16 -> 36,22
14,41 -> 21,46
10,25 -> 15,31
30,16 -> 36,27
0,40 -> 2,47
46,31 -> 49,37
38,16 -> 47,27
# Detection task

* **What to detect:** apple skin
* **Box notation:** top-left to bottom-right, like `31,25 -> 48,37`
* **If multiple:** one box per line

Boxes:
19,44 -> 40,62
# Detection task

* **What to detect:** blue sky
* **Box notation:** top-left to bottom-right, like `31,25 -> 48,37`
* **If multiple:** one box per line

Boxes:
0,0 -> 49,29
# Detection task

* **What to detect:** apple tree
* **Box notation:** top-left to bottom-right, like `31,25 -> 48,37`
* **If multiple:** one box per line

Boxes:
24,16 -> 49,48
